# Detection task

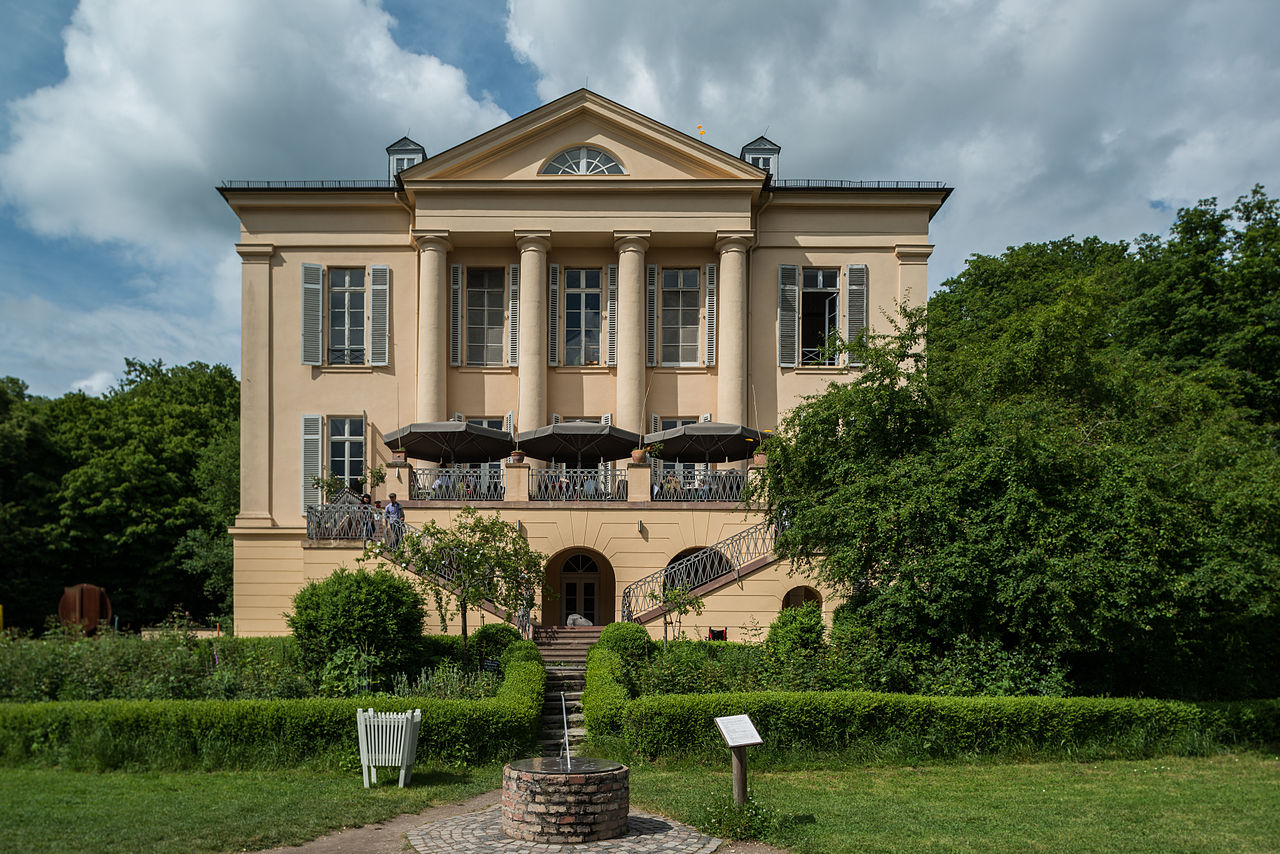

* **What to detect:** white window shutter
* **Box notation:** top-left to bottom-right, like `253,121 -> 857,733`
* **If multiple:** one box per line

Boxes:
547,264 -> 560,366
301,414 -> 322,511
503,410 -> 514,433
452,411 -> 466,422
778,265 -> 799,368
369,264 -> 390,366
602,412 -> 613,425
551,413 -> 562,425
700,412 -> 712,422
507,264 -> 520,366
606,264 -> 619,366
645,264 -> 658,367
847,263 -> 868,348
704,263 -> 718,367
449,264 -> 462,367
649,413 -> 661,434
301,263 -> 322,366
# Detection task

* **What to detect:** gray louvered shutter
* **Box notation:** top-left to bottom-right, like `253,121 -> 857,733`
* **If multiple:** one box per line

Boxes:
507,264 -> 520,366
503,410 -> 514,433
645,264 -> 658,366
847,263 -> 868,352
778,265 -> 799,368
551,413 -> 562,424
449,264 -> 462,366
301,263 -> 322,365
452,411 -> 466,422
606,264 -> 618,366
301,414 -> 322,511
369,264 -> 389,366
700,412 -> 712,422
704,263 -> 718,367
547,264 -> 560,366
650,413 -> 661,434
602,412 -> 613,425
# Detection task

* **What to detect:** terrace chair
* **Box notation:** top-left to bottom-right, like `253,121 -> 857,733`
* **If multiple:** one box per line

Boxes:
356,708 -> 422,788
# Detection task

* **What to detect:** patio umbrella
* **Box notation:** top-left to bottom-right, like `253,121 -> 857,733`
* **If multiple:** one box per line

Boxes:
514,421 -> 642,467
382,421 -> 514,463
642,421 -> 768,463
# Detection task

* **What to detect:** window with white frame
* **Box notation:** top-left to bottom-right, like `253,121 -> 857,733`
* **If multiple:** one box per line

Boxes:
661,268 -> 700,365
563,268 -> 602,366
800,268 -> 840,366
540,146 -> 624,175
328,416 -> 365,491
656,416 -> 699,478
328,268 -> 366,365
465,268 -> 505,366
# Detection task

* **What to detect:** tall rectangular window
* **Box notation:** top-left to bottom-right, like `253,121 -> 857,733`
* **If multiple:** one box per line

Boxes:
661,268 -> 700,365
800,268 -> 839,366
658,416 -> 699,477
328,268 -> 365,365
564,269 -> 601,366
328,417 -> 365,491
465,268 -> 505,366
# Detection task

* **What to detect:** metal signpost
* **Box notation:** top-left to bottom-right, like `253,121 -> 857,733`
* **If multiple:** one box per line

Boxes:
714,714 -> 763,806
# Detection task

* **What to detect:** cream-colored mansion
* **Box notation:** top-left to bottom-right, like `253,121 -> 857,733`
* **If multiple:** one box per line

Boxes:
221,90 -> 949,638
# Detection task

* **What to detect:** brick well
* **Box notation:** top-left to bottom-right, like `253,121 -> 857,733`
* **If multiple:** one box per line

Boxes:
501,757 -> 630,843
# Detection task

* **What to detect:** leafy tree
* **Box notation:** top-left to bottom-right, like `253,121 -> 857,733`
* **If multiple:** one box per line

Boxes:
388,507 -> 546,646
757,190 -> 1280,700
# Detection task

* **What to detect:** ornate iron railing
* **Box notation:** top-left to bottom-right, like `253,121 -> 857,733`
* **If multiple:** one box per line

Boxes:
409,466 -> 506,501
530,468 -> 628,501
650,469 -> 748,502
620,517 -> 778,622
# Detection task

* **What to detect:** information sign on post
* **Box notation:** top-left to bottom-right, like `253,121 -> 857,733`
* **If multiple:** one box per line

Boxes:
714,714 -> 762,805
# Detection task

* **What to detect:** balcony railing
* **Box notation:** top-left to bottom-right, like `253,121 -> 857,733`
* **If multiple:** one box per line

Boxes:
530,468 -> 628,501
409,466 -> 506,501
650,469 -> 749,502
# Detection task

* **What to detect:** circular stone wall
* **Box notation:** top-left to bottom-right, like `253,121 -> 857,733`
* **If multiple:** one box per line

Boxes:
501,757 -> 630,843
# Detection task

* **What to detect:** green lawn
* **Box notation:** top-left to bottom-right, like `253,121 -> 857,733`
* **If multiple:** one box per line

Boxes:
1,763 -> 502,854
629,753 -> 1280,854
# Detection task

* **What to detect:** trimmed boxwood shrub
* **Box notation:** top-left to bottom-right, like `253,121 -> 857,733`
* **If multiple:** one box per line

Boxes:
500,640 -> 543,669
595,621 -> 651,694
286,565 -> 426,684
0,659 -> 545,771
581,652 -> 1280,760
468,623 -> 522,666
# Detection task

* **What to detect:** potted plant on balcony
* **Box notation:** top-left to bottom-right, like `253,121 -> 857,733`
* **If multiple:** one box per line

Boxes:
632,441 -> 661,465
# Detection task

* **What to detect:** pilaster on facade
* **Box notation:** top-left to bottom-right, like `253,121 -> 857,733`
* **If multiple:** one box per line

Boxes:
715,232 -> 754,427
516,231 -> 551,436
413,231 -> 452,422
894,243 -> 933,308
236,243 -> 275,527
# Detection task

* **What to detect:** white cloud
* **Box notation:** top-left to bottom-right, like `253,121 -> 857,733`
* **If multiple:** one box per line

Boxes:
0,0 -> 510,395
507,0 -> 1280,281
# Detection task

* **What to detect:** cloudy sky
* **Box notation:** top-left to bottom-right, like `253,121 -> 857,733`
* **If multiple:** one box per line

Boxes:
1,0 -> 1276,397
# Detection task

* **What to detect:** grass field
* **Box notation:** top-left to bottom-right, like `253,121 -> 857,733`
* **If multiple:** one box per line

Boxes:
1,763 -> 502,854
4,754 -> 1277,853
630,753 -> 1280,853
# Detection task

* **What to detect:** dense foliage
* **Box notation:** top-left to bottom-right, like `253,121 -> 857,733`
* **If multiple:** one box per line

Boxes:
285,563 -> 426,688
0,360 -> 239,628
757,188 -> 1280,700
0,657 -> 545,771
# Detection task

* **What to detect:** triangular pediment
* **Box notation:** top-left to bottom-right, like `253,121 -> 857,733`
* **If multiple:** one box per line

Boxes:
402,90 -> 765,183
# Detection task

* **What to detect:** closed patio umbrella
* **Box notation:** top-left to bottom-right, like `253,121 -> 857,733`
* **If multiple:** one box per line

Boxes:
382,421 -> 514,463
642,421 -> 767,463
514,422 -> 642,467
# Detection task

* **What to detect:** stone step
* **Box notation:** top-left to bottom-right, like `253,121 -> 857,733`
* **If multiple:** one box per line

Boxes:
542,712 -> 585,726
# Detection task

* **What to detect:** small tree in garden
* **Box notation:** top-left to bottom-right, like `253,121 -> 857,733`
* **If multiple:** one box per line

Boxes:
648,582 -> 705,645
390,507 -> 546,648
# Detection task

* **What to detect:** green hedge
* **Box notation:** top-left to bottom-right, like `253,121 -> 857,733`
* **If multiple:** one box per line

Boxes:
583,655 -> 1280,760
0,659 -> 544,771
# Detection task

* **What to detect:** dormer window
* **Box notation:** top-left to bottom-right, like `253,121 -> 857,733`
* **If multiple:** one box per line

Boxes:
740,135 -> 781,178
540,146 -> 625,175
386,136 -> 425,180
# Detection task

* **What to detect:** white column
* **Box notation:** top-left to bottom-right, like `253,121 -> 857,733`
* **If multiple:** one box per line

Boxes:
236,243 -> 274,526
516,231 -> 551,434
414,232 -> 451,422
716,233 -> 753,427
614,232 -> 650,434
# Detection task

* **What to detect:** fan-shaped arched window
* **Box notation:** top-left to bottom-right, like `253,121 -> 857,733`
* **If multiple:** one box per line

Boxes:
540,146 -> 625,175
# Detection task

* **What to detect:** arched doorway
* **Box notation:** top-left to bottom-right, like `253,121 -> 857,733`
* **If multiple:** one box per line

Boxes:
781,585 -> 821,610
542,549 -> 616,626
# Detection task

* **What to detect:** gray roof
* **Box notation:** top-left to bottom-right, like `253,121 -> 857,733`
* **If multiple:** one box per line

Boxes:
740,135 -> 781,157
386,136 -> 425,155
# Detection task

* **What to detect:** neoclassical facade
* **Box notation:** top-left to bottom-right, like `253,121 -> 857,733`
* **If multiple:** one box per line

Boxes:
221,90 -> 949,637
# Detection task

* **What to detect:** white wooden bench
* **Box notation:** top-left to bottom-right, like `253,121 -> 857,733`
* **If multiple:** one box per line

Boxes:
356,708 -> 422,788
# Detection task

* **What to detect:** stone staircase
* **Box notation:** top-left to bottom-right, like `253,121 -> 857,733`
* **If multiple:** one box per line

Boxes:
533,625 -> 604,667
540,666 -> 588,753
